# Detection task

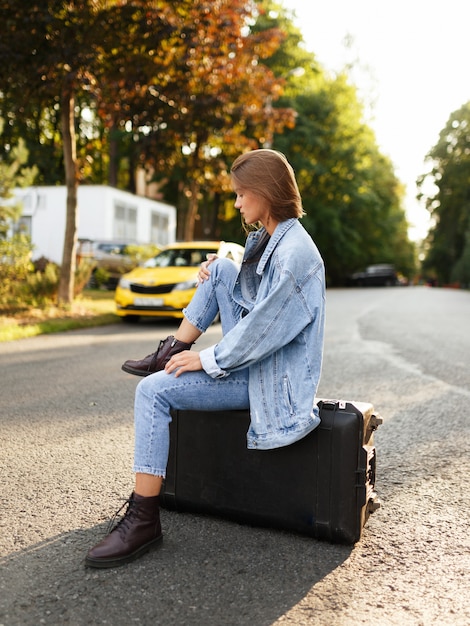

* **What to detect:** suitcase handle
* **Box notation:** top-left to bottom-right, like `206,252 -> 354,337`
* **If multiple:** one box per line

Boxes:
317,399 -> 383,430
317,399 -> 344,410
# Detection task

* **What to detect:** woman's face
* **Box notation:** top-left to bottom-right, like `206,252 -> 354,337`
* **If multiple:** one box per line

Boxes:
233,186 -> 272,230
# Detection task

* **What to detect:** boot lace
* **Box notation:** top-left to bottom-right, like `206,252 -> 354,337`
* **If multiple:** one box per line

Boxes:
140,339 -> 165,361
105,496 -> 138,535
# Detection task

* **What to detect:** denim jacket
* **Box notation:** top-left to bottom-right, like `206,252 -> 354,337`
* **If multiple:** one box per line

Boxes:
200,218 -> 325,450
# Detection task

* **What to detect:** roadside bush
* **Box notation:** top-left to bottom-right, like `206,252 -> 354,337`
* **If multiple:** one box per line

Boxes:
90,266 -> 111,289
126,243 -> 161,264
19,262 -> 59,307
0,239 -> 98,310
24,258 -> 97,303
32,256 -> 52,272
74,258 -> 95,294
451,230 -> 470,289
0,234 -> 34,307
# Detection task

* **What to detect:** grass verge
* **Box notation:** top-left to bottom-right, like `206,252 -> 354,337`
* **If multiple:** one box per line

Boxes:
0,290 -> 119,343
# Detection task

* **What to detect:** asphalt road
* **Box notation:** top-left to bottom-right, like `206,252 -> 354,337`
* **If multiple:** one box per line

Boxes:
1,286 -> 469,626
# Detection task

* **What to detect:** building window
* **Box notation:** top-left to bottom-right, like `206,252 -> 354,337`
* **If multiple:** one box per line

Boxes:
114,202 -> 137,240
151,212 -> 169,245
18,190 -> 46,214
15,215 -> 32,237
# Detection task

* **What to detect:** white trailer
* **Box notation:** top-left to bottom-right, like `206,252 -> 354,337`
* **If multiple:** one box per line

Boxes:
14,185 -> 177,263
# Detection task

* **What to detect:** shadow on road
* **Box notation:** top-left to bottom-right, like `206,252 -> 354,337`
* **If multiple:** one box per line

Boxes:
0,511 -> 352,626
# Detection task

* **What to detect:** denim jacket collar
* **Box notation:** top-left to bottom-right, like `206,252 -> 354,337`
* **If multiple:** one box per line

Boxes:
247,218 -> 298,276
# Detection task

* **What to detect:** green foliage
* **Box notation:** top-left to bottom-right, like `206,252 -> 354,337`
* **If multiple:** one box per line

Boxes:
91,266 -> 111,289
0,0 -> 417,291
125,243 -> 161,265
419,101 -> 470,285
251,1 -> 319,82
274,74 -> 416,285
0,234 -> 34,306
0,115 -> 47,307
20,262 -> 59,307
450,228 -> 470,287
74,258 -> 95,295
0,250 -> 100,309
0,96 -> 64,187
249,3 -> 416,285
0,117 -> 38,235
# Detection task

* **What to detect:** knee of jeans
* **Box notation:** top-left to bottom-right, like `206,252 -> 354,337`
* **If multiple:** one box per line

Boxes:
135,376 -> 150,402
212,256 -> 239,279
136,371 -> 167,397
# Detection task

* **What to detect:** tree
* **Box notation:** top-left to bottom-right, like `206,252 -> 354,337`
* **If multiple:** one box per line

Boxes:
1,0 -> 416,287
107,0 -> 295,240
244,1 -> 415,284
418,101 -> 470,285
0,0 -> 297,297
0,0 -> 180,303
0,1 -> 100,302
0,116 -> 38,306
0,118 -> 38,235
273,71 -> 415,285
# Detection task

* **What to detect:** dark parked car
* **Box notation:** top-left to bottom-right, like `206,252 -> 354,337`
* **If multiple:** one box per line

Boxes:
77,239 -> 137,288
348,264 -> 398,287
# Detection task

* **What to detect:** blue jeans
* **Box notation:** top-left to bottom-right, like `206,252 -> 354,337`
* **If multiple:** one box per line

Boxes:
133,259 -> 250,478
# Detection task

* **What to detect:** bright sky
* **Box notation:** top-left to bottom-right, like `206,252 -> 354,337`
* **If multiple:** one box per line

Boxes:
281,0 -> 470,241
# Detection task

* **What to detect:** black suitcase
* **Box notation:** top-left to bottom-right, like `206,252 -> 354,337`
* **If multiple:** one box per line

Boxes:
161,399 -> 382,544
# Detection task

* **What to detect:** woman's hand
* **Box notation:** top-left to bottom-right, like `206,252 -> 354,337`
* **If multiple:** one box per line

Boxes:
165,350 -> 202,377
197,253 -> 218,284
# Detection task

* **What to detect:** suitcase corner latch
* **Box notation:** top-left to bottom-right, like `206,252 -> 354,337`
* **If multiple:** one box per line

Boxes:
370,414 -> 383,430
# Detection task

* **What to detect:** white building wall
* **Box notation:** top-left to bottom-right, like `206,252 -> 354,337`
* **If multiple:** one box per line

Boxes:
76,185 -> 109,238
15,185 -> 176,264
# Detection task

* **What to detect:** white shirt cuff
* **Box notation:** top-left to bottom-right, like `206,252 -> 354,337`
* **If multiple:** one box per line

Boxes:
199,345 -> 228,378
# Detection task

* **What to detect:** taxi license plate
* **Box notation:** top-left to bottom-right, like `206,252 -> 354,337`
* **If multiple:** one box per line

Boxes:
133,297 -> 164,307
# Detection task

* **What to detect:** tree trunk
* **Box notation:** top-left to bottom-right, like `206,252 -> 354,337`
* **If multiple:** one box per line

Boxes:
211,192 -> 221,239
184,178 -> 199,241
108,120 -> 119,188
57,88 -> 78,305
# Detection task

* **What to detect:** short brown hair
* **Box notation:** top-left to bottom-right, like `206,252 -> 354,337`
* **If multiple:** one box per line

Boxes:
230,149 -> 304,222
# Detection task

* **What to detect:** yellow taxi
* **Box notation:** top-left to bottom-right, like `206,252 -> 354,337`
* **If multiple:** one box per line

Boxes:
115,240 -> 245,321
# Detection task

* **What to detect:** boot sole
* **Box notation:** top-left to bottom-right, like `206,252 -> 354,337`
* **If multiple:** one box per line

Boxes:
85,534 -> 163,569
121,364 -> 154,377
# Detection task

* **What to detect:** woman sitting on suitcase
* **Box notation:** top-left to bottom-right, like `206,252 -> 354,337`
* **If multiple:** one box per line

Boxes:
85,148 -> 326,568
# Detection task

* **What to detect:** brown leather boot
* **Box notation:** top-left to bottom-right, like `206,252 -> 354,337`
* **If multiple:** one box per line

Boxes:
121,335 -> 193,377
85,492 -> 163,568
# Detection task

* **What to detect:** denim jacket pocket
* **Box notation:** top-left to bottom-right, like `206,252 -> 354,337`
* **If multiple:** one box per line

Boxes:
282,375 -> 296,417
